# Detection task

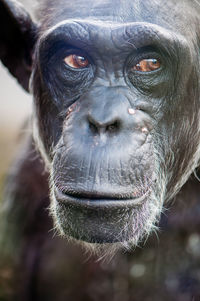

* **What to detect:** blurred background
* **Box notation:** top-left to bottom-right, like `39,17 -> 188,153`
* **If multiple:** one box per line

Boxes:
0,0 -> 34,194
0,3 -> 36,297
0,63 -> 31,192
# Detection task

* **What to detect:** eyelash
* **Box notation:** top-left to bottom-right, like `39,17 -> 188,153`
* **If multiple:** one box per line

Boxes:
132,54 -> 162,69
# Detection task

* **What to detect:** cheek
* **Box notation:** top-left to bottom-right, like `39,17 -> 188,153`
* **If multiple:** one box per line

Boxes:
154,109 -> 200,201
33,94 -> 64,159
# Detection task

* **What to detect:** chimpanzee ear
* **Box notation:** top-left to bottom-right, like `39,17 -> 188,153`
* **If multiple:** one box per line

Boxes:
0,0 -> 37,91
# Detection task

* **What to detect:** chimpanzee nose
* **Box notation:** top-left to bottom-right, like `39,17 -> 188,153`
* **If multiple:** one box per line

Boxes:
85,86 -> 130,135
87,113 -> 121,134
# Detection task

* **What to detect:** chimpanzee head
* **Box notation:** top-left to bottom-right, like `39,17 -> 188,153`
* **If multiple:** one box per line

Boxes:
1,0 -> 200,252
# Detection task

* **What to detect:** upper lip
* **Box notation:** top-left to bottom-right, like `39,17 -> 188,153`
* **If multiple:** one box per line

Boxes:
54,186 -> 150,209
59,189 -> 138,200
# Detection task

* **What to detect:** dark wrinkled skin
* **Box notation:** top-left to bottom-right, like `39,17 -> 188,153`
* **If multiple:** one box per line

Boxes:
32,0 -> 200,244
1,0 -> 200,300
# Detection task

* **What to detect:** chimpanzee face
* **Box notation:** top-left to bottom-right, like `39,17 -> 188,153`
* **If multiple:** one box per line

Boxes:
1,0 -> 200,251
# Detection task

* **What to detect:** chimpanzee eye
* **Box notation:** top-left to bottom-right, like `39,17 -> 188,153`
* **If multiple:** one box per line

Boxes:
132,58 -> 161,72
64,54 -> 89,69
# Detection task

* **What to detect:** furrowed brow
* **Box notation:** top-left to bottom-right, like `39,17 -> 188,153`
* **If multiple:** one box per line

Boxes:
38,20 -> 191,62
111,22 -> 190,58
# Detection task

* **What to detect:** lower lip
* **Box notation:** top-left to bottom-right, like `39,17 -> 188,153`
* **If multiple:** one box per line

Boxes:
54,188 -> 149,209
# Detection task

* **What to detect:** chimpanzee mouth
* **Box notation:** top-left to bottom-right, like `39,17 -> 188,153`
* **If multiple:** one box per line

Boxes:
52,185 -> 155,244
54,186 -> 151,209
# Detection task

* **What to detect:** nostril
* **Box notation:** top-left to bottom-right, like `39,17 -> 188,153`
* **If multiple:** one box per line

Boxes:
89,122 -> 98,134
88,114 -> 121,135
106,121 -> 120,133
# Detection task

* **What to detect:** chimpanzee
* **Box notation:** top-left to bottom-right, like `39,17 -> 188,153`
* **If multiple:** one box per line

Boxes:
1,0 -> 200,300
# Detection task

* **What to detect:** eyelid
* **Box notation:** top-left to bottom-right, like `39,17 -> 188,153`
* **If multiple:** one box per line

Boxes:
135,50 -> 161,62
62,49 -> 92,70
129,50 -> 163,74
133,58 -> 161,73
64,54 -> 89,69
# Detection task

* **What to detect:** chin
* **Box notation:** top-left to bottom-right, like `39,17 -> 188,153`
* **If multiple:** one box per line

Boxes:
49,183 -> 162,255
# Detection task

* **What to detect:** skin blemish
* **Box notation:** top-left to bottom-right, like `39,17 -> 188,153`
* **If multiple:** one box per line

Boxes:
66,103 -> 77,118
141,127 -> 148,133
128,108 -> 136,115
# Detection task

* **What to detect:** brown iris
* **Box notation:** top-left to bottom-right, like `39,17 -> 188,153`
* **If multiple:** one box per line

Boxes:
64,54 -> 89,69
133,58 -> 161,72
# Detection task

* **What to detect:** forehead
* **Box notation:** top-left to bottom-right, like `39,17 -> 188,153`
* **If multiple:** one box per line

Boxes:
40,0 -> 197,34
